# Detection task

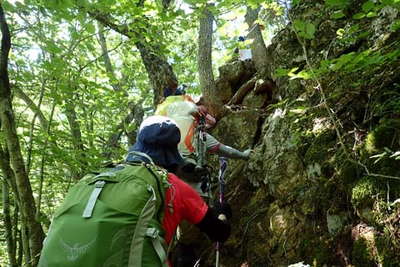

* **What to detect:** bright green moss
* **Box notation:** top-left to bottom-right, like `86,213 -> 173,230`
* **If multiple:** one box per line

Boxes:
351,176 -> 379,208
365,119 -> 400,154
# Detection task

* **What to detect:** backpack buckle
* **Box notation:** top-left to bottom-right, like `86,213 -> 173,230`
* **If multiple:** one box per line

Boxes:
95,181 -> 106,188
146,228 -> 159,238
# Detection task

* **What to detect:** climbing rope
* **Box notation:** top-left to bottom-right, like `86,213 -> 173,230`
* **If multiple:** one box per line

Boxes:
216,157 -> 228,267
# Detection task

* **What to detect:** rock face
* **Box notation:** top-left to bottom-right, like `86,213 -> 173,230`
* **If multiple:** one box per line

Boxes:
206,1 -> 400,266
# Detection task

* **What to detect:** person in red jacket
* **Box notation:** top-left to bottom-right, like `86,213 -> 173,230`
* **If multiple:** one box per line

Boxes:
126,115 -> 232,264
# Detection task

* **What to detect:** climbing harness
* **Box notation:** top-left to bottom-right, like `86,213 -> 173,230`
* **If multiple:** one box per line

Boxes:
195,115 -> 213,199
216,157 -> 228,267
196,116 -> 207,167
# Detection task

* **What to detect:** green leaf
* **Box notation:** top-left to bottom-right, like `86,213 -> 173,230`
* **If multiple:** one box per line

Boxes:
330,52 -> 355,71
366,11 -> 377,17
293,19 -> 316,40
2,1 -> 14,11
353,12 -> 365,19
275,68 -> 290,77
46,42 -> 62,54
391,19 -> 400,31
390,151 -> 400,160
86,23 -> 95,34
289,70 -> 311,80
336,28 -> 345,38
331,10 -> 346,19
362,1 -> 375,12
325,0 -> 350,8
292,0 -> 301,6
289,106 -> 308,114
305,23 -> 316,39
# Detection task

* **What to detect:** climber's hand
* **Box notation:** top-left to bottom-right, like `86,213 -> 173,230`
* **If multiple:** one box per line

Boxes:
197,105 -> 208,117
213,201 -> 232,221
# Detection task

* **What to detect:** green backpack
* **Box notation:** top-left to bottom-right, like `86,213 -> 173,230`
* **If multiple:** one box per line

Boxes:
38,161 -> 170,267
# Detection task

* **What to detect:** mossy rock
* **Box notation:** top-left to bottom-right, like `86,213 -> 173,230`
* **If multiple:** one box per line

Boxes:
243,90 -> 268,109
217,60 -> 256,91
365,118 -> 400,154
351,176 -> 382,209
212,109 -> 259,151
215,79 -> 234,103
358,120 -> 400,193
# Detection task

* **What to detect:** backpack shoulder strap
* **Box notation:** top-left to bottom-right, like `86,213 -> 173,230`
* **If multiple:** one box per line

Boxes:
125,151 -> 155,164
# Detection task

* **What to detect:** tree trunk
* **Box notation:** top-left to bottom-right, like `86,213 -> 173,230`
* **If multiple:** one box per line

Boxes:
0,144 -> 20,202
245,6 -> 272,77
3,179 -> 18,267
135,42 -> 178,105
65,95 -> 87,178
15,205 -> 23,267
0,145 -> 23,265
197,5 -> 222,117
0,6 -> 44,266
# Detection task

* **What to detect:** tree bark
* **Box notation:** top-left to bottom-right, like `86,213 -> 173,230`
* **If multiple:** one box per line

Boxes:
245,6 -> 272,77
15,205 -> 23,266
0,6 -> 44,266
0,144 -> 23,265
0,144 -> 20,202
3,178 -> 18,267
227,76 -> 257,105
65,94 -> 87,178
136,41 -> 178,105
197,5 -> 222,116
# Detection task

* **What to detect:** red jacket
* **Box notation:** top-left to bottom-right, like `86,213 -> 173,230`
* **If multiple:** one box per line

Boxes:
162,173 -> 208,244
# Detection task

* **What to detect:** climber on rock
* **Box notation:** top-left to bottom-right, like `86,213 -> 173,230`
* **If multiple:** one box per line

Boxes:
155,85 -> 251,195
156,85 -> 252,161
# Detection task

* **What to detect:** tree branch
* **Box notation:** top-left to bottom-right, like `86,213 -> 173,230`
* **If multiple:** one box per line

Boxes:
97,22 -> 122,92
13,85 -> 49,130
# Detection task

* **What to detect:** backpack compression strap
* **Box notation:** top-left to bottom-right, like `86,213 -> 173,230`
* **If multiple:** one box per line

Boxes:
81,170 -> 119,218
128,185 -> 168,267
146,228 -> 168,265
82,180 -> 106,218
